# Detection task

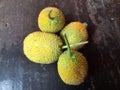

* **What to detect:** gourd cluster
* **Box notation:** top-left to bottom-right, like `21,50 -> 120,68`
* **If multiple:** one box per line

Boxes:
23,7 -> 88,85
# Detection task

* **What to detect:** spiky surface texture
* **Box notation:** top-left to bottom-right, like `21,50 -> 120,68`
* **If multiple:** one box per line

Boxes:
23,31 -> 63,64
60,22 -> 88,50
38,7 -> 65,33
58,50 -> 88,85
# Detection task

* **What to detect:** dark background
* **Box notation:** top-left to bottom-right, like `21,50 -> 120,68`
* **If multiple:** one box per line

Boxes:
0,0 -> 120,90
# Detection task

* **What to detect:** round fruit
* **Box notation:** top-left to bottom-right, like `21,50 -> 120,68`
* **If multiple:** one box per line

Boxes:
58,34 -> 88,85
60,22 -> 88,50
38,7 -> 65,33
58,50 -> 88,85
23,31 -> 63,64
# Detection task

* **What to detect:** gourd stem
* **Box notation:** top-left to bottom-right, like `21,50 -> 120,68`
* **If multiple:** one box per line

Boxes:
48,10 -> 54,20
63,33 -> 72,57
83,22 -> 88,27
62,41 -> 88,49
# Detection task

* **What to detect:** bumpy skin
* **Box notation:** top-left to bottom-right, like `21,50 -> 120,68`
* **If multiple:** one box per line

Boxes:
23,31 -> 63,64
38,7 -> 65,33
60,22 -> 88,50
58,50 -> 88,85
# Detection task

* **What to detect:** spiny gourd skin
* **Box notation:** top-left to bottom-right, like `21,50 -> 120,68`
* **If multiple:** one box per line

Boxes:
58,50 -> 88,85
38,7 -> 65,33
60,22 -> 88,50
23,31 -> 63,64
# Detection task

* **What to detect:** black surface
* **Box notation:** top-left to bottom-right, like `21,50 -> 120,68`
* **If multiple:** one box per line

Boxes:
0,0 -> 120,90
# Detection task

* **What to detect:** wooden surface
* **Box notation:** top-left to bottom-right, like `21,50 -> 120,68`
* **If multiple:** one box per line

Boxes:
0,0 -> 120,90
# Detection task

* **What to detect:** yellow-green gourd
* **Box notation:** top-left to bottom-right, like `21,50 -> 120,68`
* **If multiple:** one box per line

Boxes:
58,34 -> 88,85
38,7 -> 65,33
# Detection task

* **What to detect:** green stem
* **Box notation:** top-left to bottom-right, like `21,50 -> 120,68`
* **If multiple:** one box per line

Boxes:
48,10 -> 54,20
62,41 -> 88,49
63,33 -> 72,57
